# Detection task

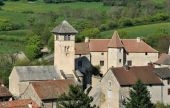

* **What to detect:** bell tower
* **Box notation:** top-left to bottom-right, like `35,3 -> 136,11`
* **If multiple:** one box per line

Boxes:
52,20 -> 78,76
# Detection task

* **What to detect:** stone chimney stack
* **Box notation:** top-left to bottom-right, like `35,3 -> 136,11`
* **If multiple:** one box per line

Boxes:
137,37 -> 141,42
85,37 -> 89,43
28,103 -> 32,108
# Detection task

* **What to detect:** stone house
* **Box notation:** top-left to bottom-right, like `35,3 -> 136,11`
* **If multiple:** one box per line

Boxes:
89,65 -> 163,108
9,66 -> 62,97
154,53 -> 170,68
75,31 -> 158,75
154,67 -> 170,104
21,80 -> 74,108
0,81 -> 12,102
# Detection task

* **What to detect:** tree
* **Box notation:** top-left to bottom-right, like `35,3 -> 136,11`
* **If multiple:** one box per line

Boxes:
125,80 -> 154,108
0,0 -> 4,6
24,33 -> 43,60
57,85 -> 96,108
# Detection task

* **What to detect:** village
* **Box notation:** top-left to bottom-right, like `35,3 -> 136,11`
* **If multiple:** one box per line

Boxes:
0,20 -> 170,108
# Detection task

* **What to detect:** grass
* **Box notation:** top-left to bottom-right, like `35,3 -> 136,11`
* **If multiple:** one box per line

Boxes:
2,1 -> 109,13
0,30 -> 28,54
100,22 -> 170,39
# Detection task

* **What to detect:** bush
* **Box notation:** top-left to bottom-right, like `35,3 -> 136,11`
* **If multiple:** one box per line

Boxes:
119,18 -> 133,27
0,20 -> 24,31
24,34 -> 43,60
155,102 -> 170,108
77,28 -> 100,42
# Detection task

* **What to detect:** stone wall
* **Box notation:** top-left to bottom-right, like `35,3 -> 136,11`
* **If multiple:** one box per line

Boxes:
126,53 -> 158,66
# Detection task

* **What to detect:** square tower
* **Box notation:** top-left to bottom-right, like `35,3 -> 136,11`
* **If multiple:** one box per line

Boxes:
52,20 -> 78,75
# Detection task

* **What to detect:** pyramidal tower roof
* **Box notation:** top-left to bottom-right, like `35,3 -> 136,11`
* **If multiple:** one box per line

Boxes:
108,31 -> 123,48
52,20 -> 78,34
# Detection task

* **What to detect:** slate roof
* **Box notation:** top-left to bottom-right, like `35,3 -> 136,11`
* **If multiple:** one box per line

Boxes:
52,20 -> 78,34
110,66 -> 162,86
0,85 -> 12,97
15,66 -> 61,81
107,31 -> 123,48
154,53 -> 170,65
75,42 -> 90,55
0,99 -> 40,108
31,80 -> 74,100
154,67 -> 170,79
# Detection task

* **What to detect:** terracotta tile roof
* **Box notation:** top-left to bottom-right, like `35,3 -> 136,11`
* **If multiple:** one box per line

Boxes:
87,31 -> 157,53
89,39 -> 110,52
107,31 -> 123,48
0,99 -> 39,108
110,66 -> 162,86
31,80 -> 74,100
75,42 -> 90,55
154,53 -> 170,65
0,85 -> 12,97
122,39 -> 158,53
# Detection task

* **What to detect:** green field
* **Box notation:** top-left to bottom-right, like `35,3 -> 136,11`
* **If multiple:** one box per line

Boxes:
2,1 -> 109,13
100,22 -> 170,39
0,0 -> 168,54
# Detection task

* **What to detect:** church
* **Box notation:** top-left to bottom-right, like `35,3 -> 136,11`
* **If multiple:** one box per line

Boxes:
9,20 -> 159,102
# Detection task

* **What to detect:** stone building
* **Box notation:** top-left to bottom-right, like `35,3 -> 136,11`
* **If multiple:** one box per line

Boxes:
89,65 -> 163,108
154,67 -> 170,104
75,31 -> 158,74
9,66 -> 62,97
21,80 -> 74,108
154,53 -> 170,68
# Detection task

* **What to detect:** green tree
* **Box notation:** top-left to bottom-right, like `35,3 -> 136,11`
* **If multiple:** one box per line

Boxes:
0,0 -> 4,6
24,34 -> 43,60
125,80 -> 154,108
57,85 -> 96,108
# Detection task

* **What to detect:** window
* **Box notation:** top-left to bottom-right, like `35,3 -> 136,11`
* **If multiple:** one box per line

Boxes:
119,48 -> 121,52
100,61 -> 104,66
108,80 -> 112,91
168,89 -> 170,95
119,59 -> 121,63
64,35 -> 71,41
168,79 -> 170,85
127,53 -> 129,55
78,61 -> 83,68
127,60 -> 132,66
101,52 -> 104,55
145,52 -> 148,55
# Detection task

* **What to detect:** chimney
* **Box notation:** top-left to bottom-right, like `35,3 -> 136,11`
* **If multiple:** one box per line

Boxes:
124,64 -> 130,71
28,103 -> 32,108
136,37 -> 141,42
85,37 -> 89,43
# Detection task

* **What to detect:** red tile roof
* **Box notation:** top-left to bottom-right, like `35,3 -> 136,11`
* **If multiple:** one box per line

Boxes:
110,66 -> 162,86
108,31 -> 123,48
75,42 -> 90,55
122,39 -> 158,53
154,53 -> 170,65
31,80 -> 74,100
0,85 -> 12,97
0,99 -> 39,108
89,39 -> 110,52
